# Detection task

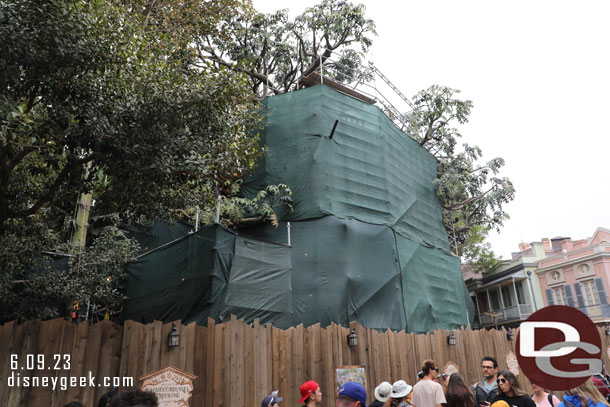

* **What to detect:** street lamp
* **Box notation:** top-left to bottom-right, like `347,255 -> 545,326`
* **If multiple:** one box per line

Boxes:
168,322 -> 180,348
347,329 -> 358,347
447,332 -> 456,345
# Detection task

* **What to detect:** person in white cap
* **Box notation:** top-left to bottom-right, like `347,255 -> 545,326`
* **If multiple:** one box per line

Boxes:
390,380 -> 414,407
370,382 -> 392,407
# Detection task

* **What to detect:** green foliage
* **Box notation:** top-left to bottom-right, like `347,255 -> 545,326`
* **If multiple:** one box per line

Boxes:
183,181 -> 293,227
217,183 -> 293,227
0,227 -> 139,322
0,0 -> 274,322
0,217 -> 64,321
200,0 -> 376,94
457,225 -> 501,273
406,85 -> 515,262
0,0 -> 261,229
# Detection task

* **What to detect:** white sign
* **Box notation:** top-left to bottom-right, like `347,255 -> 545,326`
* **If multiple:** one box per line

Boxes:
140,366 -> 197,407
506,351 -> 519,376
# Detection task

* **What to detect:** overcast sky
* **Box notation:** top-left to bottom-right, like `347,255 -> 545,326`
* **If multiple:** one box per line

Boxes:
253,0 -> 610,259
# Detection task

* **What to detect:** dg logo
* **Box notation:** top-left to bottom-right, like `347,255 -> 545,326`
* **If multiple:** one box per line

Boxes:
517,305 -> 602,390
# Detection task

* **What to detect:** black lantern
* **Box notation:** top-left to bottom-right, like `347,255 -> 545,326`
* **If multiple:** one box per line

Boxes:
447,331 -> 456,345
605,325 -> 610,336
347,329 -> 358,347
507,330 -> 515,341
168,322 -> 180,348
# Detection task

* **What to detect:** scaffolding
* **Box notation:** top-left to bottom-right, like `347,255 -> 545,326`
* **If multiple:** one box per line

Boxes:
287,50 -> 417,133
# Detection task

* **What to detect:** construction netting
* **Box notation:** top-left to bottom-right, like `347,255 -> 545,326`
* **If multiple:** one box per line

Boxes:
126,225 -> 293,327
124,85 -> 474,332
242,85 -> 449,251
123,221 -> 193,254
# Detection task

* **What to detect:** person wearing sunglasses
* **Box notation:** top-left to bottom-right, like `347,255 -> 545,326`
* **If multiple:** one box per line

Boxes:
473,357 -> 499,407
494,371 -> 535,407
262,390 -> 283,407
412,359 -> 447,407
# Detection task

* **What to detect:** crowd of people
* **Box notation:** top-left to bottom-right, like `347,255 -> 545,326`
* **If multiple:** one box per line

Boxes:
261,356 -> 610,407
361,357 -> 610,407
62,356 -> 610,407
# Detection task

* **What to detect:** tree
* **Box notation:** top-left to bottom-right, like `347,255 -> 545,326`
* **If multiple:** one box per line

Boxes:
457,225 -> 501,273
8,227 -> 140,323
197,0 -> 377,94
406,85 -> 515,261
0,0 -> 262,231
0,0 -> 279,321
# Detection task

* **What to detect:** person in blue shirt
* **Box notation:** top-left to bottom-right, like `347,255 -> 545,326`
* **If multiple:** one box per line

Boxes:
558,379 -> 610,407
472,357 -> 499,407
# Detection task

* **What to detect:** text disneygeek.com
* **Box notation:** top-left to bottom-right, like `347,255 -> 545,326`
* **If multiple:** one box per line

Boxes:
7,372 -> 134,391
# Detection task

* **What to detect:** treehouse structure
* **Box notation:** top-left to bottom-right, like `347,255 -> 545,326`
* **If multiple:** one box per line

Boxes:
125,84 -> 474,333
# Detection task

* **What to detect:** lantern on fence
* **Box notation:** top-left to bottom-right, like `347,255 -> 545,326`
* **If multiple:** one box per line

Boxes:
507,330 -> 515,341
168,322 -> 180,348
447,331 -> 456,346
347,329 -> 358,347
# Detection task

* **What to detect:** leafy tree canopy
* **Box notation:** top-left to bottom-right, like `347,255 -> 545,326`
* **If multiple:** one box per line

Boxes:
198,0 -> 377,94
406,85 -> 515,263
0,0 -> 290,322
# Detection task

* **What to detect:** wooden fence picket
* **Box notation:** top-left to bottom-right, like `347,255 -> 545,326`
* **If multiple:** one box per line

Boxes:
1,317 -> 591,407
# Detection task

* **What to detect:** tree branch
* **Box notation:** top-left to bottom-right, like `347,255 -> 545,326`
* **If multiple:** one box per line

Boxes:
18,156 -> 92,218
419,113 -> 443,146
443,187 -> 493,211
198,51 -> 278,91
0,147 -> 8,232
293,31 -> 315,58
7,146 -> 36,171
235,214 -> 265,226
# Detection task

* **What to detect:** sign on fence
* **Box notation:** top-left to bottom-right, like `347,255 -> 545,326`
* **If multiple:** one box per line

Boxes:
140,366 -> 197,407
335,365 -> 367,393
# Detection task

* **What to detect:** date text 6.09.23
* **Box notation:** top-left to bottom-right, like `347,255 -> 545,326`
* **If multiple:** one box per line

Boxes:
10,354 -> 70,371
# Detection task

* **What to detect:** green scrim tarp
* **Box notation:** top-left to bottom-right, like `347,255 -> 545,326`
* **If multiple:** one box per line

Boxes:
222,235 -> 293,326
123,221 -> 193,254
243,84 -> 449,251
125,224 -> 293,326
242,216 -> 472,331
124,85 -> 475,332
242,216 -> 407,330
395,234 -> 471,333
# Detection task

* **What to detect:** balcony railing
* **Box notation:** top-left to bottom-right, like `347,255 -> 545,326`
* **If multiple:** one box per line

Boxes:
478,304 -> 532,326
477,303 -> 610,326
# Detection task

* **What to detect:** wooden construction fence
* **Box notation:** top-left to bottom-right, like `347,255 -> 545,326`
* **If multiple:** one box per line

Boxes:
2,316 -> 610,407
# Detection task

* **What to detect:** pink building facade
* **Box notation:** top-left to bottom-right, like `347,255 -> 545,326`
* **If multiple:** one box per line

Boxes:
536,228 -> 610,323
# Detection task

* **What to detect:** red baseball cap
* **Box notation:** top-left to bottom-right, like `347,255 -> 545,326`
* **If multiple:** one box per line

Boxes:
299,380 -> 319,403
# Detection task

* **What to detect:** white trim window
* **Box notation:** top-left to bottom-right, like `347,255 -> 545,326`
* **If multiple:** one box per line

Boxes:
581,279 -> 599,306
552,286 -> 566,305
